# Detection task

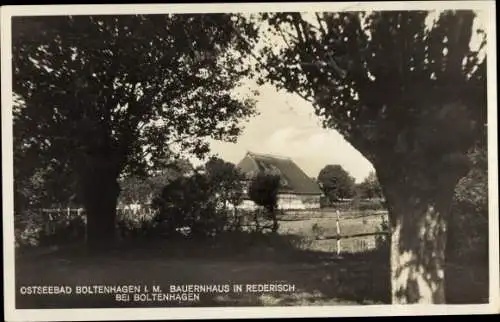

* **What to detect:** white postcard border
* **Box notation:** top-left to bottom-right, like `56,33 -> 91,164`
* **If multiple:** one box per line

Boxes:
2,2 -> 499,321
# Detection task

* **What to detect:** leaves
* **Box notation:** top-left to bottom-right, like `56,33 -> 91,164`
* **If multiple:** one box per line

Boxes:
151,157 -> 246,238
356,171 -> 383,199
12,14 -> 259,206
317,164 -> 356,201
205,157 -> 246,206
118,158 -> 193,206
248,171 -> 281,213
258,10 -> 487,176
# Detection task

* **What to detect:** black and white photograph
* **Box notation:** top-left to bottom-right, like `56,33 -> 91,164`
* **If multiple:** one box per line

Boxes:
2,2 -> 498,320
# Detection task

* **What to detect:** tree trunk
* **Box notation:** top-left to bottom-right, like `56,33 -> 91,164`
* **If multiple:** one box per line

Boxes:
254,209 -> 260,232
380,170 -> 457,304
79,160 -> 121,252
389,201 -> 448,303
271,211 -> 279,233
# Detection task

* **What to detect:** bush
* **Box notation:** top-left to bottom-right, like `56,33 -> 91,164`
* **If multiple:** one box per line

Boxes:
152,169 -> 244,240
15,209 -> 86,249
445,146 -> 488,303
116,208 -> 159,240
448,147 -> 488,262
317,164 -> 356,202
248,171 -> 281,232
15,210 -> 44,248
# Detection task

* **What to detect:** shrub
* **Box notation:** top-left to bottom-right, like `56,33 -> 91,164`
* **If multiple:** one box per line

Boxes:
445,146 -> 488,303
15,209 -> 86,249
15,211 -> 43,249
317,164 -> 356,202
116,208 -> 159,240
152,165 -> 245,239
248,171 -> 281,232
448,147 -> 488,261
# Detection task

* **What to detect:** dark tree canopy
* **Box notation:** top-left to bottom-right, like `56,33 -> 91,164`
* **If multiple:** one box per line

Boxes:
204,156 -> 246,207
13,14 -> 259,179
151,158 -> 246,238
257,10 -> 487,304
317,164 -> 356,201
12,14 -> 260,248
248,171 -> 281,233
118,158 -> 193,207
258,11 -> 486,187
152,173 -> 214,238
248,171 -> 281,213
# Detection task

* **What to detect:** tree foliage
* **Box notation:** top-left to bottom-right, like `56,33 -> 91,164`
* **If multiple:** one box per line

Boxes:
248,171 -> 281,213
248,171 -> 281,232
13,14 -> 259,174
118,158 -> 193,206
449,143 -> 488,259
257,10 -> 487,303
204,156 -> 246,208
152,158 -> 246,238
317,164 -> 356,201
12,14 -> 259,246
445,143 -> 488,303
258,11 -> 486,189
356,171 -> 383,199
152,173 -> 214,238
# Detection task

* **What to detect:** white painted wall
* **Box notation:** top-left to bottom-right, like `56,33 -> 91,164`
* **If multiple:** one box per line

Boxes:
235,194 -> 321,210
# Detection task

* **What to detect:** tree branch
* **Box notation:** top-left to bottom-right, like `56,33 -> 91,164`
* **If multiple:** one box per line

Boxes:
276,25 -> 295,51
315,13 -> 328,38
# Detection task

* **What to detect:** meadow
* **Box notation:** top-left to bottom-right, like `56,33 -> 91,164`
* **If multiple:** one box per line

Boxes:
14,207 -> 486,308
15,208 -> 391,308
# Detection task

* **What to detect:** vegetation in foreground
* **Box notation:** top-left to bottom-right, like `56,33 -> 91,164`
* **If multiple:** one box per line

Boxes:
14,146 -> 488,307
15,202 -> 487,308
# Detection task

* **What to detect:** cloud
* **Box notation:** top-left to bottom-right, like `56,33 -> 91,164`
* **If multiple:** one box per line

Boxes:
192,84 -> 374,182
260,126 -> 374,182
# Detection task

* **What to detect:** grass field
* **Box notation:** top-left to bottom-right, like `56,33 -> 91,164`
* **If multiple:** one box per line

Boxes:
15,209 -> 391,308
278,209 -> 388,253
14,208 -> 487,308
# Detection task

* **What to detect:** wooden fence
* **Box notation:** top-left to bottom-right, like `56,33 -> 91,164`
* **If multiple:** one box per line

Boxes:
17,207 -> 390,254
16,207 -> 157,233
315,210 -> 390,254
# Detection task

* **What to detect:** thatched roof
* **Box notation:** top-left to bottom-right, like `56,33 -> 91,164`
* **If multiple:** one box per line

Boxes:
236,152 -> 322,195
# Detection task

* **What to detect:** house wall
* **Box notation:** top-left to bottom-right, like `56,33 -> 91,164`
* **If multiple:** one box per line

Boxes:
236,194 -> 321,210
277,193 -> 321,210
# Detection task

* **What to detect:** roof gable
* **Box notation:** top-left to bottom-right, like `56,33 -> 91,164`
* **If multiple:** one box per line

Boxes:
236,152 -> 322,195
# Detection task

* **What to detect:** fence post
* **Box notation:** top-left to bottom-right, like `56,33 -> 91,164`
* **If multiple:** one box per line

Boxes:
67,207 -> 71,218
77,208 -> 87,244
336,210 -> 341,256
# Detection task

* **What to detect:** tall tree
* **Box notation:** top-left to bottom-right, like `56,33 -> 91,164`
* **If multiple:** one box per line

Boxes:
357,171 -> 383,199
257,11 -> 487,303
12,14 -> 258,249
248,171 -> 281,232
204,157 -> 246,209
317,164 -> 356,202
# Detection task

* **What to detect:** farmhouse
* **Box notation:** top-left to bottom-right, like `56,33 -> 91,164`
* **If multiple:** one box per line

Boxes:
236,152 -> 323,210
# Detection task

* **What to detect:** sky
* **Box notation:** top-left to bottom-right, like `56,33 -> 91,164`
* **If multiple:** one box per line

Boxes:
193,82 -> 375,183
